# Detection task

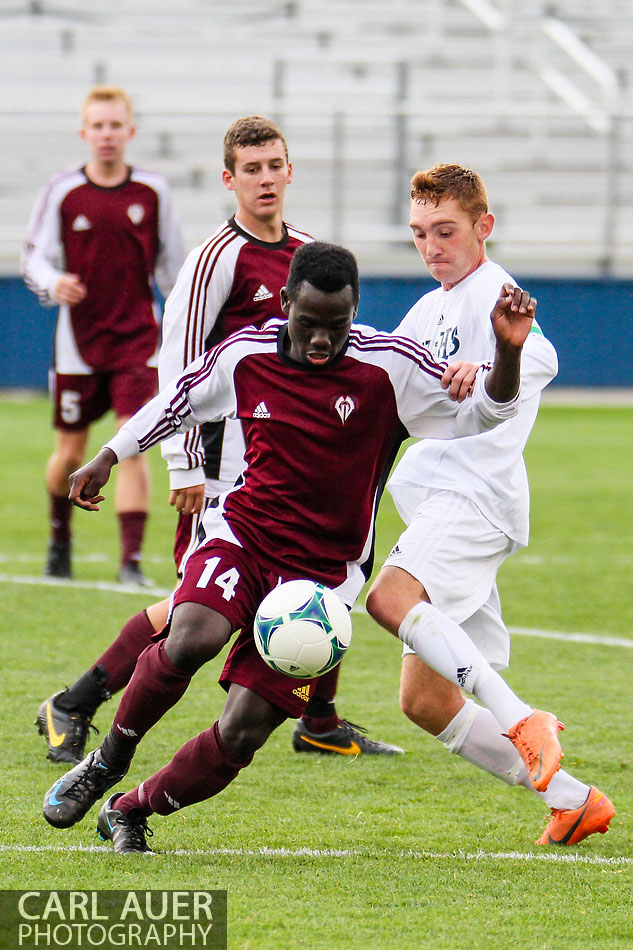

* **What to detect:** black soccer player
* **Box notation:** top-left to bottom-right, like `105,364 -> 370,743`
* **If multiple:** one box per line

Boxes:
43,241 -> 533,853
35,116 -> 400,766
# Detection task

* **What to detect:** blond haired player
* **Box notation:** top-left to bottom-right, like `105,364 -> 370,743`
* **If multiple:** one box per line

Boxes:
366,164 -> 614,846
22,85 -> 185,585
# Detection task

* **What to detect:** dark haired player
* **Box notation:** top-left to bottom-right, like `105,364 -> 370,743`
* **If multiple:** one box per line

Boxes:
43,241 -> 536,853
35,115 -> 401,766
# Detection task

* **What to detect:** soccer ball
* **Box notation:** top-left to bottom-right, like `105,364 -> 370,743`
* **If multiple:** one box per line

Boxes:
254,579 -> 352,678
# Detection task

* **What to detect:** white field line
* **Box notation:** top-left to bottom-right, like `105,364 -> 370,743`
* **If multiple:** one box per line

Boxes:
0,552 -> 173,565
1,572 -> 632,649
0,573 -> 172,598
0,843 -> 630,866
507,626 -> 633,649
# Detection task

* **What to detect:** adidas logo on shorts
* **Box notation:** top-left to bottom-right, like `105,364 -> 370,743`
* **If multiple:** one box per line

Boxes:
253,402 -> 271,418
292,685 -> 311,702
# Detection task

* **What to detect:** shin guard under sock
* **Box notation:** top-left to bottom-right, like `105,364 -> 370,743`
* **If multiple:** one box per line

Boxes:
118,511 -> 147,566
116,722 -> 253,817
301,664 -> 341,732
112,641 -> 192,743
92,609 -> 157,695
50,494 -> 72,544
399,602 -> 531,730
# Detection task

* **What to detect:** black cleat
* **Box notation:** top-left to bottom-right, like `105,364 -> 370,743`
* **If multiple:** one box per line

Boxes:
292,719 -> 405,756
117,560 -> 153,588
97,795 -> 155,855
43,748 -> 128,829
35,691 -> 94,765
45,539 -> 72,579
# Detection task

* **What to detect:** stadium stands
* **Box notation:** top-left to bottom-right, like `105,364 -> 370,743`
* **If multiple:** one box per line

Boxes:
2,0 -> 632,276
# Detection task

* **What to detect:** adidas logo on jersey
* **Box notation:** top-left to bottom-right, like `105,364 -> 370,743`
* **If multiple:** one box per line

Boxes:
292,684 -> 311,702
253,401 -> 271,418
72,214 -> 92,231
253,284 -> 273,302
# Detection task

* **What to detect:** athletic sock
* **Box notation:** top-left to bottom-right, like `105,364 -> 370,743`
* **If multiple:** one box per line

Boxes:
541,769 -> 590,811
50,493 -> 72,544
301,666 -> 340,733
115,721 -> 253,817
100,728 -> 137,774
91,609 -> 157,695
55,664 -> 110,718
118,511 -> 147,566
398,602 -> 531,730
438,699 -> 588,809
112,640 -> 192,742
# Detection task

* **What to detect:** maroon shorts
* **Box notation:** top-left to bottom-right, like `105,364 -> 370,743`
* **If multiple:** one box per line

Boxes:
52,367 -> 158,431
173,498 -> 214,573
172,538 -> 319,717
173,513 -> 196,573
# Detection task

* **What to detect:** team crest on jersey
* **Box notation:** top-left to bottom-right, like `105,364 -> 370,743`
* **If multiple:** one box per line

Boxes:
72,214 -> 92,231
334,395 -> 356,424
127,203 -> 145,225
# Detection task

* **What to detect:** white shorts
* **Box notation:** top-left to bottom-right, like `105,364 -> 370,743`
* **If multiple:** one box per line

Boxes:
384,489 -> 519,670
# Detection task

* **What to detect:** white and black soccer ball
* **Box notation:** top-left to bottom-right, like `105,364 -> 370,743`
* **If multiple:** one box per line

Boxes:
254,579 -> 352,678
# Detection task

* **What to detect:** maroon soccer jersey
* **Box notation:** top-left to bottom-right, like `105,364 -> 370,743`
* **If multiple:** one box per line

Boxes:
109,320 -> 515,604
22,166 -> 185,373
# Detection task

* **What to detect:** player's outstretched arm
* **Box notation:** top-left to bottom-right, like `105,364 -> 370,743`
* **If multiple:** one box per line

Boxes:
485,283 -> 536,404
68,447 -> 118,511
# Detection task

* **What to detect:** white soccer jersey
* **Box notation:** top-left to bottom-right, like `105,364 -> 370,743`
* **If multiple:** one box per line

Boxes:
158,217 -> 313,497
107,319 -> 519,604
389,260 -> 558,546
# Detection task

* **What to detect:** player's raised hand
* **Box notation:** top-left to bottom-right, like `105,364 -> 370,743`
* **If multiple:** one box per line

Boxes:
490,283 -> 536,349
68,447 -> 118,511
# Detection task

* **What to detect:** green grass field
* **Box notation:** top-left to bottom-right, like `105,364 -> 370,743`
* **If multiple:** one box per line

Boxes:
1,393 -> 632,949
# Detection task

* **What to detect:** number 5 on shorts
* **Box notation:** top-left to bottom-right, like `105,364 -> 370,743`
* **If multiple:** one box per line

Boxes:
195,556 -> 240,601
60,390 -> 81,425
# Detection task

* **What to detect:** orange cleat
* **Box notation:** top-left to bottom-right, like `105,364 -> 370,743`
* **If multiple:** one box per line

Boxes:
505,709 -> 564,791
536,786 -> 615,846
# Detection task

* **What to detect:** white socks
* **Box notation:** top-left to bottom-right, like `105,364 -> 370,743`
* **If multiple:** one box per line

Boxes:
398,601 -> 531,731
438,699 -> 589,810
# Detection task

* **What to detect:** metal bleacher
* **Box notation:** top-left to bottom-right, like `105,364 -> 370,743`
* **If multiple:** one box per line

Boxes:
1,0 -> 631,277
